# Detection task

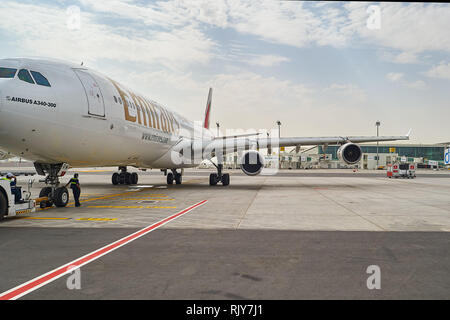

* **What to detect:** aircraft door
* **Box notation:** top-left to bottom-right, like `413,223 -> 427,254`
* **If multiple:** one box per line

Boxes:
73,69 -> 105,117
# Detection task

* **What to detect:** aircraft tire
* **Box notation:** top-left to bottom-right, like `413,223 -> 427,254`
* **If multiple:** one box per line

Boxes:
54,187 -> 69,208
222,173 -> 230,186
167,173 -> 174,185
0,191 -> 7,221
209,173 -> 218,186
39,187 -> 52,198
112,173 -> 120,185
175,173 -> 182,185
118,172 -> 126,184
124,172 -> 132,185
131,172 -> 138,185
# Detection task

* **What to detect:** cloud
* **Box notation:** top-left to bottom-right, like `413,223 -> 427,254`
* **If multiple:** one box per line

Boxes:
4,1 -> 448,70
379,51 -> 419,64
242,54 -> 290,67
226,0 -> 351,48
425,62 -> 450,80
405,80 -> 426,89
345,3 -> 450,55
386,72 -> 404,82
386,72 -> 426,89
0,1 -> 216,70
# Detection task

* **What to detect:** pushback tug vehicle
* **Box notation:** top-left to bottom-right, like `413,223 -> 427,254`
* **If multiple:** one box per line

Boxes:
0,178 -> 36,221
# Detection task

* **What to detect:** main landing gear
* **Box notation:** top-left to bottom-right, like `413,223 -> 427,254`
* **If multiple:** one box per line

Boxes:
34,163 -> 70,208
209,163 -> 230,186
112,166 -> 138,185
166,169 -> 182,185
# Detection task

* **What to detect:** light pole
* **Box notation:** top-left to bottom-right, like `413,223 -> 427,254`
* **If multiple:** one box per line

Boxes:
276,120 -> 281,169
376,120 -> 381,169
216,122 -> 220,137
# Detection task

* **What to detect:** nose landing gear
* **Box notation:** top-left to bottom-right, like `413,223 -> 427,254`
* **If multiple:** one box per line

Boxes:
34,163 -> 70,208
112,167 -> 138,185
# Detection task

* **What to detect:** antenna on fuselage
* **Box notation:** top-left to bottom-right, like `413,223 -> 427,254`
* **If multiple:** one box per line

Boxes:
81,61 -> 84,66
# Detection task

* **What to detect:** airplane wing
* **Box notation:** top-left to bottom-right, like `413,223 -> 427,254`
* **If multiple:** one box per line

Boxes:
171,129 -> 411,161
199,130 -> 411,156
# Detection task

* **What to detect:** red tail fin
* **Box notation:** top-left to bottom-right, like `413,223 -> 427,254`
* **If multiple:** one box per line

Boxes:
203,88 -> 212,129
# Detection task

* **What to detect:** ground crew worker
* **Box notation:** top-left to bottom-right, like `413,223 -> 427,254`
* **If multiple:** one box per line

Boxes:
66,173 -> 81,207
2,173 -> 22,203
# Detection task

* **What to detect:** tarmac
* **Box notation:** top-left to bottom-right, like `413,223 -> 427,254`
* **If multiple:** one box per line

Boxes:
0,168 -> 449,299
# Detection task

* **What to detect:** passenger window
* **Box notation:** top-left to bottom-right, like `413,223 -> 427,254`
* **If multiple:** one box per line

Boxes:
114,96 -> 118,103
0,67 -> 17,78
18,69 -> 35,84
30,71 -> 51,87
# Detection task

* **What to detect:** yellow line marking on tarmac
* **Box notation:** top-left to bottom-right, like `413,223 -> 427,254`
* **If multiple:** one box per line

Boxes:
88,205 -> 143,209
77,218 -> 117,221
19,217 -> 70,220
66,190 -> 146,207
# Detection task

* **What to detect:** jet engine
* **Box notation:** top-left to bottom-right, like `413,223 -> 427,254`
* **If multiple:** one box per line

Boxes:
337,143 -> 362,164
240,150 -> 265,176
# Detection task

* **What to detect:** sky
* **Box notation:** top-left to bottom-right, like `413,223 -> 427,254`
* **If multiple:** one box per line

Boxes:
0,0 -> 449,144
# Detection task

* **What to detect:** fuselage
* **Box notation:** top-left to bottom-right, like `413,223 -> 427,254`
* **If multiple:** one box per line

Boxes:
0,58 -> 214,168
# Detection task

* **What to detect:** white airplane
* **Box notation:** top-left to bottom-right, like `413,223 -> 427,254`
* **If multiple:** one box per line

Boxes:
0,58 -> 410,207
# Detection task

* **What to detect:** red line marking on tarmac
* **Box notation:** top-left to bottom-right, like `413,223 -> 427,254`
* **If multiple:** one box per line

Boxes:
0,200 -> 208,300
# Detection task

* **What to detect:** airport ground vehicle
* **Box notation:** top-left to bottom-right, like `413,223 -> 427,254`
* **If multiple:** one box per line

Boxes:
0,179 -> 36,221
387,163 -> 416,179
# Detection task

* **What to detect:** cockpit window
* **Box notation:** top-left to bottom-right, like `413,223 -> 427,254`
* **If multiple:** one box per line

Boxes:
30,71 -> 51,87
18,69 -> 35,84
0,67 -> 17,78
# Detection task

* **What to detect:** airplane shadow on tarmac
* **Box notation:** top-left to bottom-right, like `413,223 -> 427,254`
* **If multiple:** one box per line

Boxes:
71,182 -> 377,191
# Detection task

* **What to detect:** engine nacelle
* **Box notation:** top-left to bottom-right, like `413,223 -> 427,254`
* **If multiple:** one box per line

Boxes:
337,143 -> 362,164
240,150 -> 265,176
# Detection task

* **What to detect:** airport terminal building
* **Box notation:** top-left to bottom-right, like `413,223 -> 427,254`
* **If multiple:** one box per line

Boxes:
224,143 -> 449,170
310,143 -> 447,169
